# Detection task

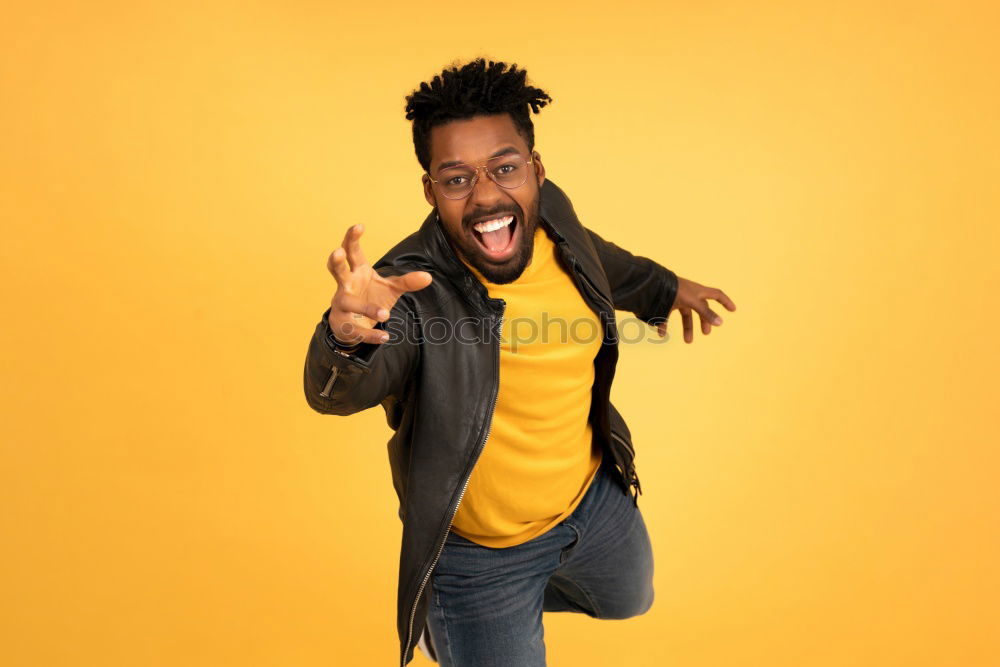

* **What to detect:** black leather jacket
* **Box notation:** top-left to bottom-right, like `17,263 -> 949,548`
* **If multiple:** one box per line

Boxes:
302,178 -> 678,666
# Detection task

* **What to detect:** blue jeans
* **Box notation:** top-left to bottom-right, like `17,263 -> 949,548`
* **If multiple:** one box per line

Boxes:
425,458 -> 655,666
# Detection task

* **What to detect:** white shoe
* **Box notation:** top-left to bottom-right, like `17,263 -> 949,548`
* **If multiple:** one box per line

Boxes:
416,624 -> 438,663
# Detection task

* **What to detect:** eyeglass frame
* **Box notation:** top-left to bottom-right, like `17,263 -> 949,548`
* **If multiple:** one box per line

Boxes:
425,151 -> 536,200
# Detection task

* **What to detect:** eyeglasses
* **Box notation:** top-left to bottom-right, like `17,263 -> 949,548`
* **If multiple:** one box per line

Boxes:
427,152 -> 535,200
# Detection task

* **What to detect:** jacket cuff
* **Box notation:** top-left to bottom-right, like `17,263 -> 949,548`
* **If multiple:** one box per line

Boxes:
639,267 -> 679,327
323,328 -> 363,355
319,307 -> 380,371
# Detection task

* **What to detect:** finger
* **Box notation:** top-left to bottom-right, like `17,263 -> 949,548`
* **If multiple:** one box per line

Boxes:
656,322 -> 666,338
385,270 -> 433,293
700,311 -> 713,335
682,309 -> 693,344
333,292 -> 391,322
342,224 -> 368,271
712,289 -> 737,312
327,247 -> 351,285
329,318 -> 391,345
708,306 -> 722,326
694,302 -> 723,327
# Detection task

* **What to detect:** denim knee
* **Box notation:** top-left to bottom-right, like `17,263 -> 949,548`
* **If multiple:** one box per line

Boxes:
600,583 -> 654,620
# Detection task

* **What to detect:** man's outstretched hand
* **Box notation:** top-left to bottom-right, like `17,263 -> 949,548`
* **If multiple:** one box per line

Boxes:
656,276 -> 737,343
326,224 -> 433,346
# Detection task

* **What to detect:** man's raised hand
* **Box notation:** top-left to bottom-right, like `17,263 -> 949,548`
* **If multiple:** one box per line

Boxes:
656,276 -> 736,343
326,224 -> 432,346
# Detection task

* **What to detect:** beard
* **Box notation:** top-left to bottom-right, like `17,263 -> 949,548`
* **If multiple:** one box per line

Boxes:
441,193 -> 540,285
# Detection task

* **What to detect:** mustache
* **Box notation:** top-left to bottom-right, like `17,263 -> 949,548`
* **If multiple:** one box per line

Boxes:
463,205 -> 521,228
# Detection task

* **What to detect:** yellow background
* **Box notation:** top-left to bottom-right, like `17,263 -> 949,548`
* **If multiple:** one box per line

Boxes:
2,1 -> 997,665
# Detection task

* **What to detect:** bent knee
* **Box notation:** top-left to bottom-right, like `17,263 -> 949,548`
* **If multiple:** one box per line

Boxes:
599,586 -> 654,620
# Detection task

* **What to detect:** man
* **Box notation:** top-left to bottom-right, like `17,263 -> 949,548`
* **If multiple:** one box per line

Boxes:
303,58 -> 735,666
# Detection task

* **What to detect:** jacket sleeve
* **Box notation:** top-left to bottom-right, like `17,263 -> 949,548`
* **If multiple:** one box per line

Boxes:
586,227 -> 680,326
303,295 -> 420,416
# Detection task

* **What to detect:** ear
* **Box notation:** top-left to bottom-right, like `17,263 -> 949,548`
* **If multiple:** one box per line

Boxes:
421,173 -> 436,208
532,151 -> 546,188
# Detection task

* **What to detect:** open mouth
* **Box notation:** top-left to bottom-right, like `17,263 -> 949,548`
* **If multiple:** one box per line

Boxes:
470,213 -> 519,261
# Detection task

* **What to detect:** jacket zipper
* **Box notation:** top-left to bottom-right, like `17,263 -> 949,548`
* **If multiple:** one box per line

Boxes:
611,429 -> 642,505
319,366 -> 339,398
401,301 -> 505,667
610,429 -> 634,459
566,252 -> 644,505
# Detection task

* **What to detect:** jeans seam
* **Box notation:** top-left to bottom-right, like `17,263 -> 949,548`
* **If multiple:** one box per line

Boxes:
431,578 -> 456,666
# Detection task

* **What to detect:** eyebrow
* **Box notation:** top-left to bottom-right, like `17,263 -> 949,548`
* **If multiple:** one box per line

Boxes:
434,145 -> 521,174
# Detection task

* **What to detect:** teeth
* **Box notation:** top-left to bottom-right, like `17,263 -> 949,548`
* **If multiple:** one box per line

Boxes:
473,215 -> 514,233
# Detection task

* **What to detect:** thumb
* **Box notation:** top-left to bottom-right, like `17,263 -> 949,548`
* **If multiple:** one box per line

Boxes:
389,270 -> 433,293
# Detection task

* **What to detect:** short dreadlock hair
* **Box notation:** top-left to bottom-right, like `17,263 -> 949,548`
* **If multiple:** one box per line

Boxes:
404,58 -> 552,172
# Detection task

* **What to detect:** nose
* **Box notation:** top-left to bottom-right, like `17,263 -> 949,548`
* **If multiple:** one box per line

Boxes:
467,166 -> 505,207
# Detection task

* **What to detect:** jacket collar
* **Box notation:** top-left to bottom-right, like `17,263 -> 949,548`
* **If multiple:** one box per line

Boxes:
417,208 -> 496,316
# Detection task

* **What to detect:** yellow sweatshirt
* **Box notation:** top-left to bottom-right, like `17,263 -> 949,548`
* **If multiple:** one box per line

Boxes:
451,224 -> 604,548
